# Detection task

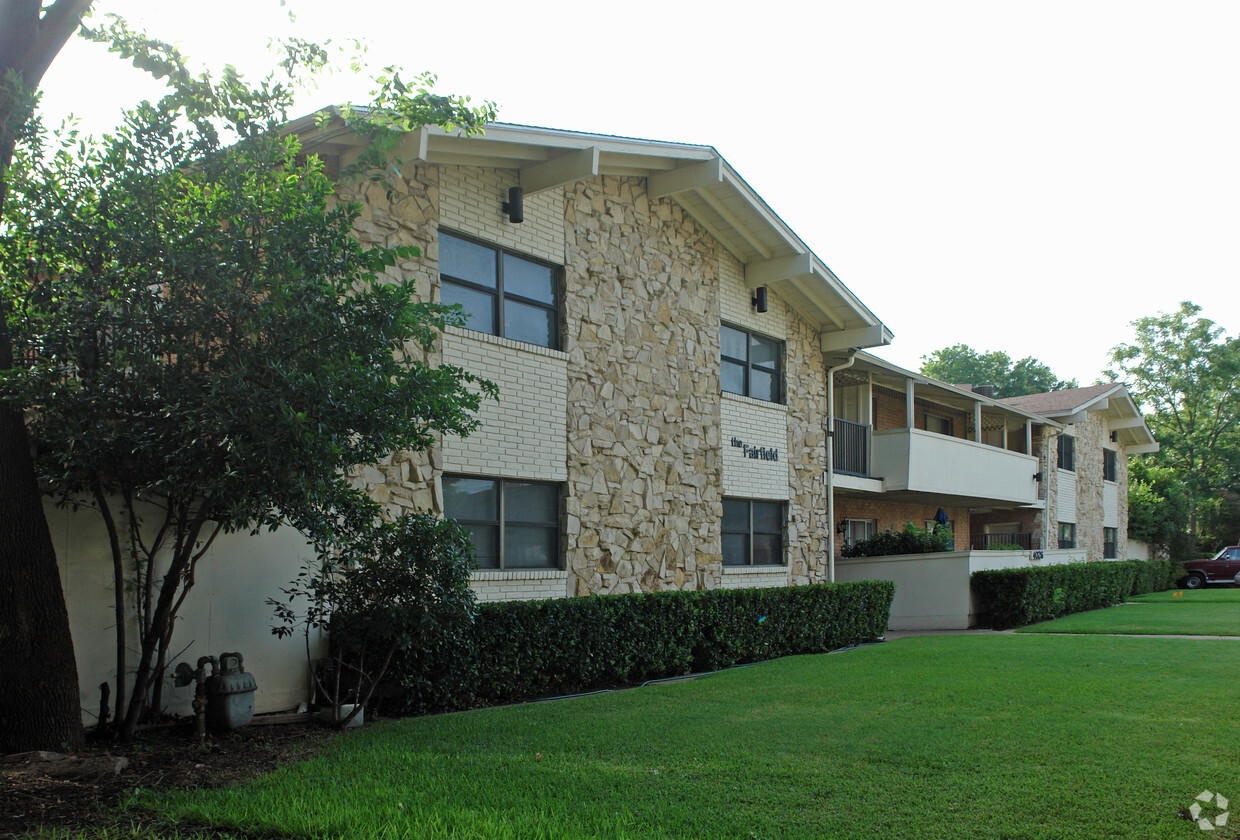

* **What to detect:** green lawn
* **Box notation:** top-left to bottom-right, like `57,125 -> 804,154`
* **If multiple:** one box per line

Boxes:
127,634 -> 1240,840
1017,587 -> 1240,637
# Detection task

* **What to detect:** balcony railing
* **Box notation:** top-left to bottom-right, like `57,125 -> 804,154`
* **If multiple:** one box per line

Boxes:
833,418 -> 870,476
969,532 -> 1034,551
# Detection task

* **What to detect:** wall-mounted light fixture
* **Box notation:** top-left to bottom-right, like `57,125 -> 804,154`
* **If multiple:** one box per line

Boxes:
1033,472 -> 1043,482
752,286 -> 768,312
836,520 -> 848,535
502,186 -> 524,224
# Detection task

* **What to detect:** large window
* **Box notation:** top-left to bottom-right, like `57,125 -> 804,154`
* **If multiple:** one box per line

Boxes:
442,475 -> 560,569
439,230 -> 560,349
721,324 -> 782,403
1058,522 -> 1076,550
722,498 -> 785,566
1103,449 -> 1117,482
1057,435 -> 1076,471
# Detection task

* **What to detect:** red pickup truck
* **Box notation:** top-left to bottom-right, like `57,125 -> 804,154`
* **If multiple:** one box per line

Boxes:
1183,546 -> 1240,589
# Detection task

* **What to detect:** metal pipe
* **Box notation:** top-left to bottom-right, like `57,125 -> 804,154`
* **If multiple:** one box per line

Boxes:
825,353 -> 856,584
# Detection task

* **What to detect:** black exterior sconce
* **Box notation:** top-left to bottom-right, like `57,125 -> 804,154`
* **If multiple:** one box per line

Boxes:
752,285 -> 768,312
503,186 -> 524,223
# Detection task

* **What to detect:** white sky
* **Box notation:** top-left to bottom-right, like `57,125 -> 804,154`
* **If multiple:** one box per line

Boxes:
36,0 -> 1240,387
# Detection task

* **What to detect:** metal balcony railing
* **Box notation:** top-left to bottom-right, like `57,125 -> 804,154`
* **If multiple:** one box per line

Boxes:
970,532 -> 1034,551
833,418 -> 870,476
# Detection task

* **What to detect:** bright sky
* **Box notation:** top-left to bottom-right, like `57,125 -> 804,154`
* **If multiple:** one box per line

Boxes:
36,0 -> 1240,388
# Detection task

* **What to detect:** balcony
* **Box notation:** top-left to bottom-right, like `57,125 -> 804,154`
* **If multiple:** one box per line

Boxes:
870,428 -> 1038,506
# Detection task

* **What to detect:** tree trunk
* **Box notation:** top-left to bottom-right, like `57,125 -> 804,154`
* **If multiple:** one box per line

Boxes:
0,0 -> 95,755
0,339 -> 85,753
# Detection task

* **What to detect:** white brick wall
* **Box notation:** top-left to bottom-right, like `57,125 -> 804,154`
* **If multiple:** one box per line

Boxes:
718,252 -> 788,340
470,569 -> 569,602
441,327 -> 568,481
1056,470 -> 1077,523
1103,483 -> 1119,528
439,166 -> 565,264
721,392 -> 789,500
719,565 -> 792,589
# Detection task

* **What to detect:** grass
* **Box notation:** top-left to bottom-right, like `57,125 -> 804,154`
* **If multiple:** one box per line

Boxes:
127,634 -> 1240,840
1017,587 -> 1240,637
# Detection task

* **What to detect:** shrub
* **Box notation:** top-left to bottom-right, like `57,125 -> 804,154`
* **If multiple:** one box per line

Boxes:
971,559 -> 1177,629
343,580 -> 895,716
841,521 -> 954,558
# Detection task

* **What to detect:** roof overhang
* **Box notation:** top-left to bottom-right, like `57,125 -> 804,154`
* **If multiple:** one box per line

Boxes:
1027,384 -> 1158,452
286,113 -> 892,351
844,352 -> 1062,429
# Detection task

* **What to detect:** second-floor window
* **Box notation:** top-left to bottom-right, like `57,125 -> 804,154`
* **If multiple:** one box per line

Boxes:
721,324 -> 782,403
439,230 -> 560,349
1057,435 -> 1076,471
1103,449 -> 1117,482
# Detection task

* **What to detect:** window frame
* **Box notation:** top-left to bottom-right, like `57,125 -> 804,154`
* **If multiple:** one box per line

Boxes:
442,474 -> 562,570
1103,526 -> 1118,559
924,413 -> 954,437
720,323 -> 783,404
1058,522 -> 1076,550
438,229 -> 562,350
843,518 -> 877,547
1057,434 -> 1076,472
722,498 -> 787,566
1103,448 -> 1117,483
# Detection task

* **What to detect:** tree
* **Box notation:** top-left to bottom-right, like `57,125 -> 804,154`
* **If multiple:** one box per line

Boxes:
0,0 -> 96,755
920,344 -> 1077,398
1126,458 -> 1192,560
2,18 -> 498,742
1108,301 -> 1240,544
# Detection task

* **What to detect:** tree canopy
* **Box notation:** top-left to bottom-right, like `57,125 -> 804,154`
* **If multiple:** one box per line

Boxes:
919,344 -> 1077,398
1108,301 -> 1240,550
1,11 -> 498,743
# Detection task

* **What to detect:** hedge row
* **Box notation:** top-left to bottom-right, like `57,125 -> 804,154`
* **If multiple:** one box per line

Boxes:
334,580 -> 895,716
970,559 -> 1179,630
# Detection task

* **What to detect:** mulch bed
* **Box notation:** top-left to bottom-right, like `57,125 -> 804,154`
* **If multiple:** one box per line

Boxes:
0,719 -> 340,838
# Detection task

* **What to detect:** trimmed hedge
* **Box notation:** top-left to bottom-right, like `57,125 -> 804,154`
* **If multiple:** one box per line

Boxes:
335,580 -> 895,716
971,559 -> 1178,630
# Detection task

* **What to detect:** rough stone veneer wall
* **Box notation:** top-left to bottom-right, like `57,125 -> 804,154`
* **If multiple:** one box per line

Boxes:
563,176 -> 723,596
340,167 -> 444,519
1075,413 -> 1106,561
782,312 -> 830,583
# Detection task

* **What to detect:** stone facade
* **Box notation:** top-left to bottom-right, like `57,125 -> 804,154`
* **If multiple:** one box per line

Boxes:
334,164 -> 842,601
562,175 -> 723,596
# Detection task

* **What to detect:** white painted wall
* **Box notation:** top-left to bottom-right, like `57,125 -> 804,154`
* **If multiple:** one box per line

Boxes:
871,428 -> 1038,504
52,502 -> 322,726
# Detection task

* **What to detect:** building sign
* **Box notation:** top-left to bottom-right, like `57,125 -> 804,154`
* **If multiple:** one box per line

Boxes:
730,436 -> 779,462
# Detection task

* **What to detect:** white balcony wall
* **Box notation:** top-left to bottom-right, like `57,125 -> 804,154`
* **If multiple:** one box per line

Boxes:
871,429 -> 1038,505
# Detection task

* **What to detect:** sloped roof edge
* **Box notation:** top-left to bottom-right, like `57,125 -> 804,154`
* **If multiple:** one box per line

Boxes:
286,112 -> 891,349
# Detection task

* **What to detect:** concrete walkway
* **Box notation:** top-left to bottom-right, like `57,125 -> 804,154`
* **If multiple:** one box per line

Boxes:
882,629 -> 1240,641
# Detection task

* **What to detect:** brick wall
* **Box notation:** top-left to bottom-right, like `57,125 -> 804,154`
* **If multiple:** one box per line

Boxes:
719,252 -> 788,339
470,569 -> 569,602
439,166 -> 565,263
441,327 -> 568,482
721,393 -> 789,500
833,497 -> 971,554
